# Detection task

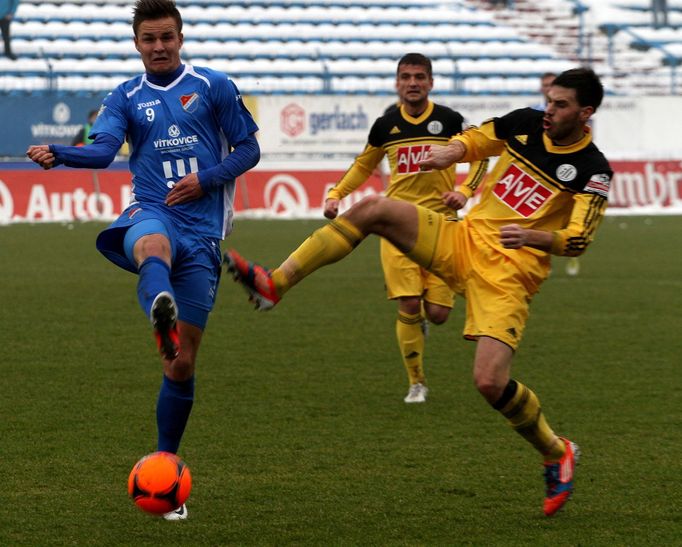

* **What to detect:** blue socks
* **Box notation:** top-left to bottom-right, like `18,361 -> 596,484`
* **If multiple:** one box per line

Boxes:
137,257 -> 173,319
156,375 -> 195,454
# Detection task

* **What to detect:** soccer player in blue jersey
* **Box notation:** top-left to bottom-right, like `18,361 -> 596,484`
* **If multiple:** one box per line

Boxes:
26,0 -> 260,520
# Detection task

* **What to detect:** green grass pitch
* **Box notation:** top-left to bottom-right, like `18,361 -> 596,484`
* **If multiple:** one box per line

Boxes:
1,216 -> 681,546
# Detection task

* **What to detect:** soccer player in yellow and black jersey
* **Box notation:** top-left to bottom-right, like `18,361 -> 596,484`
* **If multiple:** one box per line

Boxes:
225,67 -> 612,517
324,53 -> 487,404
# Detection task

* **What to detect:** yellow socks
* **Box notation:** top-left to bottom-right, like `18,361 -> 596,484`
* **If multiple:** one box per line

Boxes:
396,311 -> 426,385
493,379 -> 566,461
272,217 -> 365,296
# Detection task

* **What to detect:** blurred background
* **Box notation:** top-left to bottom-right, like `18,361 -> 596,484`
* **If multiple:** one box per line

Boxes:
1,0 -> 681,222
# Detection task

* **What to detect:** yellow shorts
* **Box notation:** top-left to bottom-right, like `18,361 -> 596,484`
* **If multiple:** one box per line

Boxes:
379,238 -> 454,307
407,206 -> 543,350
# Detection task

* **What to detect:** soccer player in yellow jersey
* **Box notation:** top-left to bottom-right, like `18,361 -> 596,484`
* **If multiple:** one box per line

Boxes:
225,67 -> 612,516
532,72 -> 581,277
325,53 -> 487,404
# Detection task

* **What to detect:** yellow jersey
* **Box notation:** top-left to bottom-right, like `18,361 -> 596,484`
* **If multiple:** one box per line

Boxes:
454,108 -> 612,259
328,101 -> 487,214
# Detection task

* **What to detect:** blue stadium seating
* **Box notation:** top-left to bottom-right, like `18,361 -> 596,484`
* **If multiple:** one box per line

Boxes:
1,0 -> 678,95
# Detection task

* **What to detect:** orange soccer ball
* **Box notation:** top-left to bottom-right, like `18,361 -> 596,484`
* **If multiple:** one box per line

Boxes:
127,451 -> 192,515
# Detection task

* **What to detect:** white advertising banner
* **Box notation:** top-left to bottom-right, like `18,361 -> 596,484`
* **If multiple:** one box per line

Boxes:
3,96 -> 682,224
592,96 -> 682,160
252,95 -> 682,161
253,95 -> 532,159
254,96 -> 380,159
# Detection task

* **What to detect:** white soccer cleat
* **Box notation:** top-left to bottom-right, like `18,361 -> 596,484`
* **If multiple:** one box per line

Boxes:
151,291 -> 180,360
565,257 -> 580,277
404,383 -> 429,404
163,503 -> 188,521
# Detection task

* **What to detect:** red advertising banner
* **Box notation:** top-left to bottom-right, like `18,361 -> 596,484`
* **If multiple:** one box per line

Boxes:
1,160 -> 681,224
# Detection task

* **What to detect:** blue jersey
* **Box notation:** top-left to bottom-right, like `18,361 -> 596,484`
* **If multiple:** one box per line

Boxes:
92,64 -> 258,239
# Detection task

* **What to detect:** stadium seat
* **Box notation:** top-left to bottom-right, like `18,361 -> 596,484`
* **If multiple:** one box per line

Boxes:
5,0 -> 679,95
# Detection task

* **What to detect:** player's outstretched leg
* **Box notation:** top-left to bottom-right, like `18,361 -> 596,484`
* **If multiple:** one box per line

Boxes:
543,437 -> 580,516
151,291 -> 180,360
224,249 -> 280,311
224,216 -> 367,310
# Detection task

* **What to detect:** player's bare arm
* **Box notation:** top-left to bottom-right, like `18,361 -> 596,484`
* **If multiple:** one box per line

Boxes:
165,172 -> 204,206
324,198 -> 340,219
442,190 -> 468,210
418,140 -> 467,170
500,224 -> 554,251
26,145 -> 56,170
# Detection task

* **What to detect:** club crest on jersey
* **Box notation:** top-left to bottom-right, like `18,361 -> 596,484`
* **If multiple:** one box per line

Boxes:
397,144 -> 431,174
427,121 -> 443,135
180,93 -> 200,113
585,173 -> 611,198
556,164 -> 577,182
494,164 -> 552,217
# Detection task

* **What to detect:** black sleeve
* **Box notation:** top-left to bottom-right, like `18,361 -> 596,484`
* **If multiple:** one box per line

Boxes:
367,118 -> 386,148
493,108 -> 543,140
453,111 -> 464,134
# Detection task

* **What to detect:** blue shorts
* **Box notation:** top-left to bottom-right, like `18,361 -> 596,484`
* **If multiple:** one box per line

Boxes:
96,204 -> 222,329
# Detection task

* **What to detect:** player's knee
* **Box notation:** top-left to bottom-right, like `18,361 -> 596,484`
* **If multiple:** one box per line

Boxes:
343,194 -> 388,233
473,373 -> 505,405
135,234 -> 171,264
398,297 -> 421,315
165,356 -> 195,382
351,194 -> 385,217
425,307 -> 450,325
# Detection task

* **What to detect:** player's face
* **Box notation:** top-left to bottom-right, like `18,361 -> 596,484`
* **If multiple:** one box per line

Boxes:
395,64 -> 433,110
543,85 -> 593,145
134,17 -> 184,75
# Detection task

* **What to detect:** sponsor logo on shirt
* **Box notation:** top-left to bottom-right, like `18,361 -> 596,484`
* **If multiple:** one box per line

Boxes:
153,126 -> 199,150
494,164 -> 552,217
137,99 -> 161,110
397,145 -> 431,174
584,173 -> 611,198
180,93 -> 200,113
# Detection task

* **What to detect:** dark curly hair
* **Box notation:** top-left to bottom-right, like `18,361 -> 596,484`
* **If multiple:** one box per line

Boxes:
553,68 -> 604,111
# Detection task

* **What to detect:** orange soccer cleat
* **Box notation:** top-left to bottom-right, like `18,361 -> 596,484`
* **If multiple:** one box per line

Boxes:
223,249 -> 280,311
543,437 -> 581,516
